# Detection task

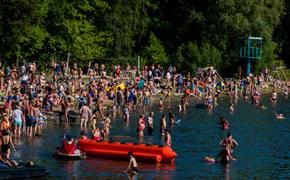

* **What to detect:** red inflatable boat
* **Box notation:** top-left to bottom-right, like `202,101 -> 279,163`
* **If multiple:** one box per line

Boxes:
77,139 -> 177,163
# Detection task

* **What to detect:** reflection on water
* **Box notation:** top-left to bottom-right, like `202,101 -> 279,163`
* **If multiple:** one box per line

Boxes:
11,95 -> 290,179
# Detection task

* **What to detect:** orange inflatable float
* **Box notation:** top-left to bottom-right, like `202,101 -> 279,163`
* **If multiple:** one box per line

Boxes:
77,139 -> 177,163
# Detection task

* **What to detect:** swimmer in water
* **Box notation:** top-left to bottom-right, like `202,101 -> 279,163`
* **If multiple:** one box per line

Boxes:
219,117 -> 229,130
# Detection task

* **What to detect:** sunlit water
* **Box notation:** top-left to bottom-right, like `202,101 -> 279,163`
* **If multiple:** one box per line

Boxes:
12,94 -> 290,179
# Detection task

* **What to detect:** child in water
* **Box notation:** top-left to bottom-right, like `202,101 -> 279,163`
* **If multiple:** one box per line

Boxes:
124,151 -> 138,175
229,103 -> 234,113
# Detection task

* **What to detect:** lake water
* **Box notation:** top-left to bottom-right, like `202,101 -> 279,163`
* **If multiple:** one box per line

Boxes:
13,94 -> 290,179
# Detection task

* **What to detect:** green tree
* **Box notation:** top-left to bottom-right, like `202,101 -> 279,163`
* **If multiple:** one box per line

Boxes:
176,42 -> 221,73
142,32 -> 168,64
45,0 -> 111,65
0,0 -> 49,63
106,0 -> 155,57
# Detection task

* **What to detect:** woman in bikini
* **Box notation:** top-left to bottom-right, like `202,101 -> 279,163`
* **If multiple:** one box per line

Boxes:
0,130 -> 16,159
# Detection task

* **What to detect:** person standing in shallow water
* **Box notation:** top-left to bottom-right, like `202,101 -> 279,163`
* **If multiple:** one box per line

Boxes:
124,151 -> 138,175
0,130 -> 16,159
12,104 -> 24,138
137,115 -> 145,137
160,114 -> 167,136
147,112 -> 154,136
165,130 -> 171,147
26,101 -> 35,137
220,132 -> 238,153
229,103 -> 234,113
215,143 -> 236,163
79,103 -> 92,130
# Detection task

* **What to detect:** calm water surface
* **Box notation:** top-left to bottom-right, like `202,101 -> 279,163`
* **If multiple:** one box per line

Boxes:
13,94 -> 290,179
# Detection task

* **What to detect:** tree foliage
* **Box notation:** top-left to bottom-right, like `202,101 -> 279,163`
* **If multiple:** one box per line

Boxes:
0,0 -> 288,74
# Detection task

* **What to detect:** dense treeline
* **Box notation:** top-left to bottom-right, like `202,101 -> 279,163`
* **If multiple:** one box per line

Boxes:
0,0 -> 289,75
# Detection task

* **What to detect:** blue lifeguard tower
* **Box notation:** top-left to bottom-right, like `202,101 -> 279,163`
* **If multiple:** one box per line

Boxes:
239,36 -> 263,75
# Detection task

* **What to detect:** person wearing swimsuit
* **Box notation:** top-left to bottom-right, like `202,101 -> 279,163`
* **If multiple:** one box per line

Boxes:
26,101 -> 35,137
147,112 -> 154,136
215,143 -> 236,164
92,127 -> 102,141
0,130 -> 15,159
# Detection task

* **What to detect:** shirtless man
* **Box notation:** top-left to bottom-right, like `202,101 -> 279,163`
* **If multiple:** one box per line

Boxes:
26,101 -> 35,137
220,133 -> 238,153
160,114 -> 167,136
124,151 -> 138,175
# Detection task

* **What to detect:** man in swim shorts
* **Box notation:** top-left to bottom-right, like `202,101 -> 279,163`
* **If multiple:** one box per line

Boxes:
124,151 -> 139,175
26,101 -> 35,137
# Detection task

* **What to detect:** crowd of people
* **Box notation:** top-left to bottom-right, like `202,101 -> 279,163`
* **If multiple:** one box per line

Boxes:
0,60 -> 289,169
